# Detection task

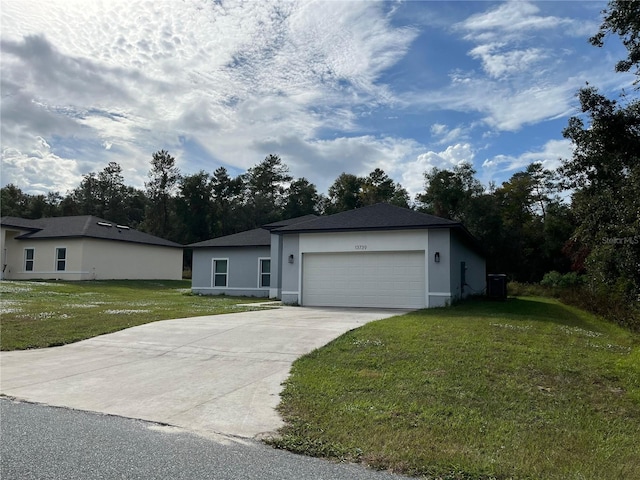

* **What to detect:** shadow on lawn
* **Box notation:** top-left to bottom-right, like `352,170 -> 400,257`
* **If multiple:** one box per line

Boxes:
430,296 -> 598,330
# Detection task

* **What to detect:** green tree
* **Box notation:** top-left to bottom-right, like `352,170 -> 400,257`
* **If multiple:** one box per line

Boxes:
590,0 -> 640,78
96,162 -> 128,224
243,154 -> 292,227
66,162 -> 144,225
463,193 -> 505,274
561,88 -> 640,301
1,184 -> 30,217
176,171 -> 213,244
359,168 -> 410,208
490,164 -> 570,282
283,178 -> 321,218
68,172 -> 100,216
122,186 -> 148,228
26,192 -> 63,219
416,162 -> 483,221
525,163 -> 560,220
143,150 -> 181,240
326,173 -> 362,214
211,166 -> 245,236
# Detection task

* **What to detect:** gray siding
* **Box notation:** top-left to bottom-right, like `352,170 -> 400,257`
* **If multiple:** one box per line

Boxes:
191,246 -> 270,297
280,234 -> 300,304
449,231 -> 486,299
427,229 -> 451,307
269,233 -> 283,298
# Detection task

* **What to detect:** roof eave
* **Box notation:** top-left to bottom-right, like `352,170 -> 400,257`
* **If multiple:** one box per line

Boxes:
273,223 -> 461,235
13,234 -> 183,248
190,243 -> 270,249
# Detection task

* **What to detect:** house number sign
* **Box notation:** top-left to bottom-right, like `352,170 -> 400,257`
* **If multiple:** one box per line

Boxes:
354,245 -> 367,250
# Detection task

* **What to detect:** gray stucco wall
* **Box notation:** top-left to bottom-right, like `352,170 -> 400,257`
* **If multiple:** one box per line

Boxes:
269,233 -> 282,298
280,234 -> 300,304
427,229 -> 452,307
191,246 -> 270,297
449,231 -> 486,299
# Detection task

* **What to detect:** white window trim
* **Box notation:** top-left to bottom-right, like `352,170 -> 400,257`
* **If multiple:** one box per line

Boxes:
211,258 -> 229,288
24,248 -> 35,272
55,246 -> 67,272
258,257 -> 271,289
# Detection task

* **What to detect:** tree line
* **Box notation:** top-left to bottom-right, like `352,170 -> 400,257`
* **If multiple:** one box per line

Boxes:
1,152 -> 410,243
1,0 -> 638,319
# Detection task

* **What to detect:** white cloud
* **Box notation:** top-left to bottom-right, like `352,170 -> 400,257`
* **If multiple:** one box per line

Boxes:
457,1 -> 593,42
422,0 -> 615,133
414,75 -> 580,132
250,133 -> 423,196
1,137 -> 83,195
481,138 -> 574,174
401,143 -> 475,197
0,0 -> 628,204
430,123 -> 466,145
468,43 -> 547,79
0,0 -> 418,195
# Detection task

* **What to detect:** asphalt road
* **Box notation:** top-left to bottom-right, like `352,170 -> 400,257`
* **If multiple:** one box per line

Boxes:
1,398 -> 408,480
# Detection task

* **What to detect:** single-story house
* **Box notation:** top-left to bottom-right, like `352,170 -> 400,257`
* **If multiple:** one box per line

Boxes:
190,203 -> 485,308
1,216 -> 183,281
189,215 -> 317,298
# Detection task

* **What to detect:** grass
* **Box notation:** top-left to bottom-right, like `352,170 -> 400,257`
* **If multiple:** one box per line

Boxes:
0,280 -> 267,350
508,282 -> 640,332
270,297 -> 640,479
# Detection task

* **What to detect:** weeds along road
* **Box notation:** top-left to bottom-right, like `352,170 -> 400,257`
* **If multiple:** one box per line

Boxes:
1,399 -> 408,480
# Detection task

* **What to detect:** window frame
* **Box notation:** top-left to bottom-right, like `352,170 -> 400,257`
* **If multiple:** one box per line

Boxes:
211,258 -> 229,288
55,247 -> 67,272
258,257 -> 271,288
24,248 -> 35,272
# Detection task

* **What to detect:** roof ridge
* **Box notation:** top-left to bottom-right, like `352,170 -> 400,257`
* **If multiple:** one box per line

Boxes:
81,215 -> 95,235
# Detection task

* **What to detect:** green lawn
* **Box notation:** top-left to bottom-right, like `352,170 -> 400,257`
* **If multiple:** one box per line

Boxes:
271,297 -> 640,480
0,280 -> 267,350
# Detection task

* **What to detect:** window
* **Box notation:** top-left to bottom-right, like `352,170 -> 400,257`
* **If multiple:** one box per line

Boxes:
212,259 -> 228,287
24,248 -> 34,271
56,248 -> 67,271
259,258 -> 271,288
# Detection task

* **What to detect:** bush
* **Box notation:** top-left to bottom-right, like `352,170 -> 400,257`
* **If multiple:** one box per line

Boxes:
559,287 -> 639,332
540,271 -> 584,288
507,281 -> 547,297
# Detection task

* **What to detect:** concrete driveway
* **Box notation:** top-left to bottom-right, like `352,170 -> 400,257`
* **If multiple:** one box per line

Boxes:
0,306 -> 399,439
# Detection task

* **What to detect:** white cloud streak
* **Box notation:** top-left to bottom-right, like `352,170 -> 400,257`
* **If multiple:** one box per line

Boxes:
0,0 -> 629,204
0,0 -> 417,194
458,0 -> 594,42
481,138 -> 574,175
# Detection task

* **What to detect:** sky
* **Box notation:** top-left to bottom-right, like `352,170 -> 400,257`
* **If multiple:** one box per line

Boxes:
1,0 -> 636,199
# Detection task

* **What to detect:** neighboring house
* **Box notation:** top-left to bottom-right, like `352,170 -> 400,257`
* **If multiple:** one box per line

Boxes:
1,216 -> 183,281
191,203 -> 485,309
190,215 -> 317,298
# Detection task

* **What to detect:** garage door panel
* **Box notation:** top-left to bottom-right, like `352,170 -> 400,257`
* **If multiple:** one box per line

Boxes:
302,251 -> 425,309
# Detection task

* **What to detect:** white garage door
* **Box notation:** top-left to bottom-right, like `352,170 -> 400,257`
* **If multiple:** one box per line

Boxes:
302,251 -> 425,309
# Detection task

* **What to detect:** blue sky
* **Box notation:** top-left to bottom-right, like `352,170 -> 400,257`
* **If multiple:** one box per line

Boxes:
1,0 -> 636,199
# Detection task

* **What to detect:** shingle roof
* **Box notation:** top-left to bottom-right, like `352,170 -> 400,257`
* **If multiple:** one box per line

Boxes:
0,216 -> 183,248
272,203 -> 460,233
0,216 -> 42,231
189,214 -> 319,248
189,227 -> 271,248
262,214 -> 318,230
186,206 -> 483,255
